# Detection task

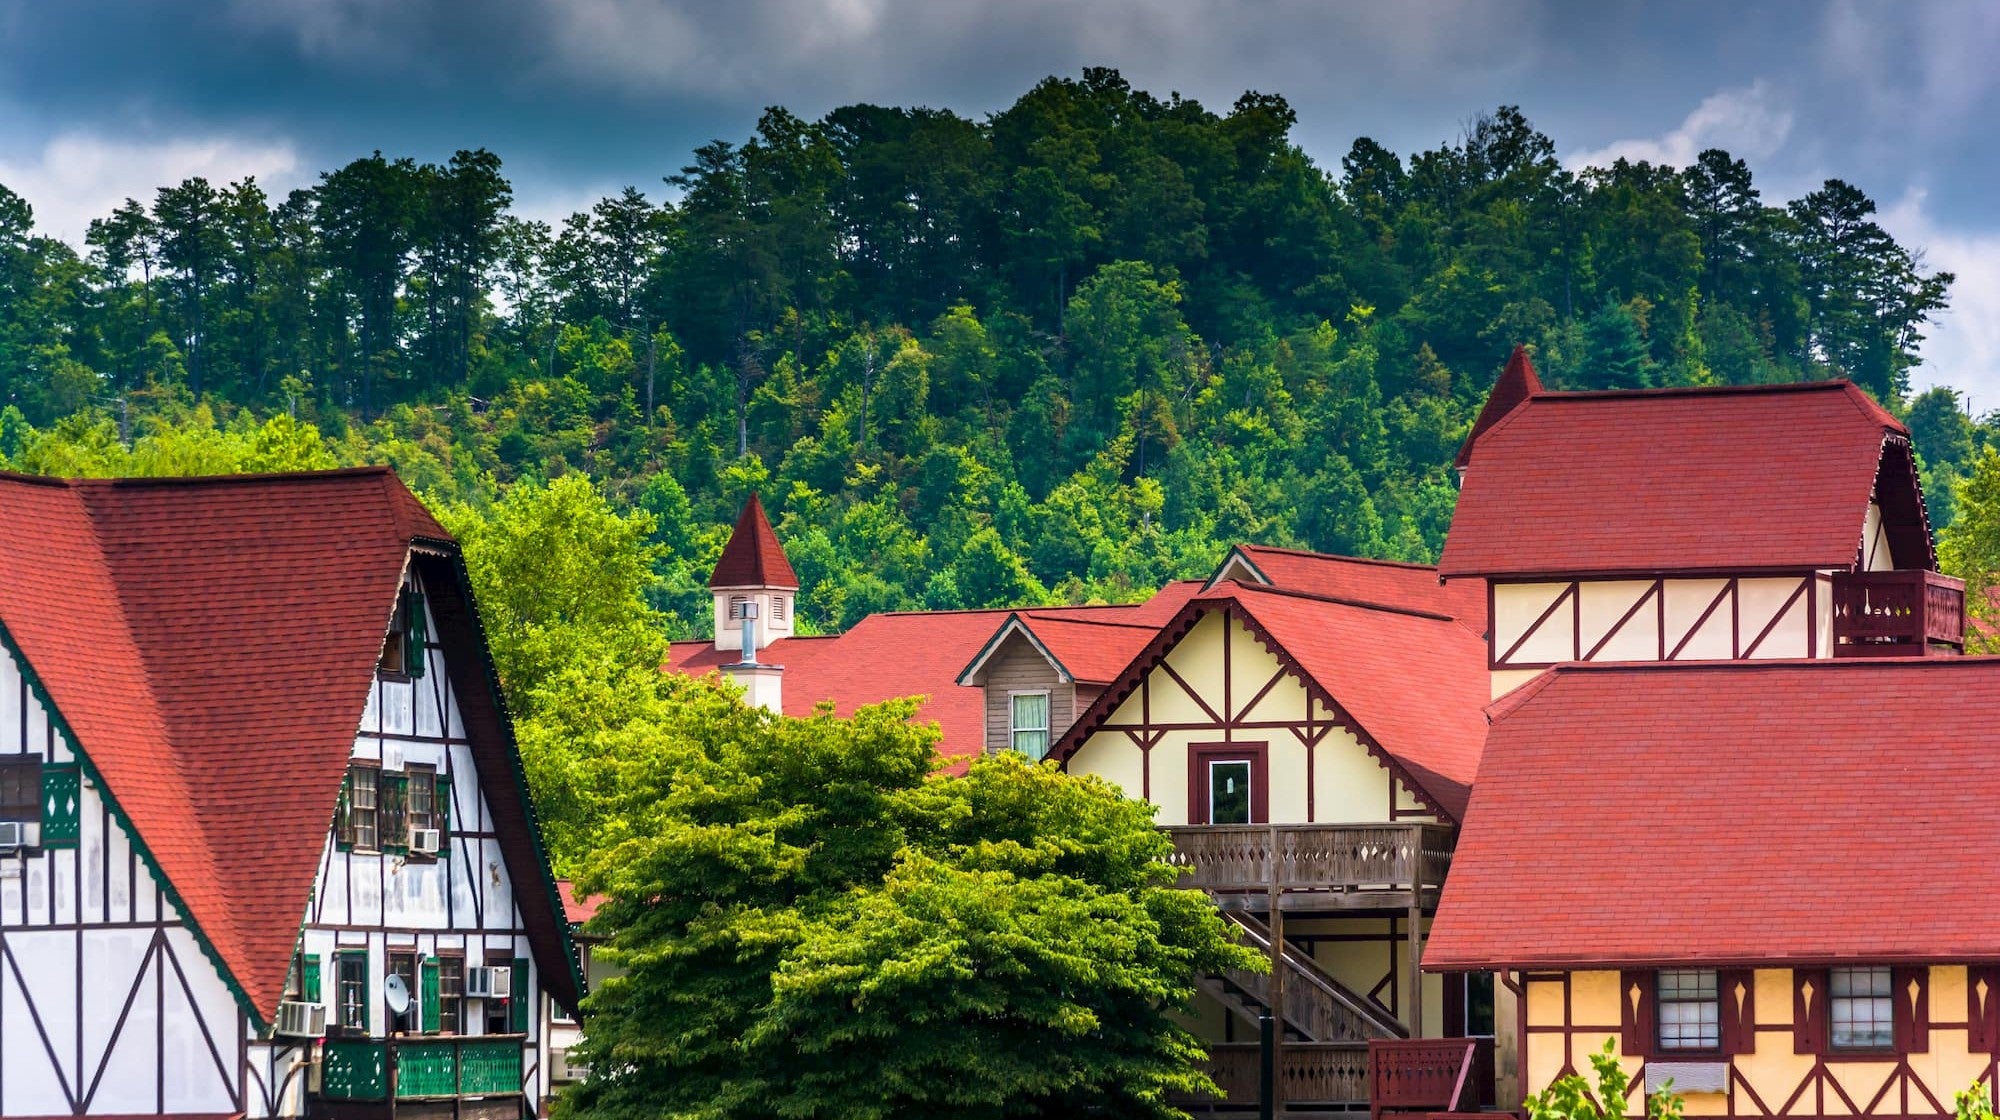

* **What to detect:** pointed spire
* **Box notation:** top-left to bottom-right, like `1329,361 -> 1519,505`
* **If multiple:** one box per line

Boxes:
1455,344 -> 1544,469
709,493 -> 799,589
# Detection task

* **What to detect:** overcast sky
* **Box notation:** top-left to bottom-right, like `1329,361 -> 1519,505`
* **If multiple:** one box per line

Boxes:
3,0 -> 1998,401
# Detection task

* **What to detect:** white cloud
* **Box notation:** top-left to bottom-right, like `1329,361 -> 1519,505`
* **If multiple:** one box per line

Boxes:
1567,82 -> 1794,171
0,132 -> 303,248
1879,188 -> 2000,409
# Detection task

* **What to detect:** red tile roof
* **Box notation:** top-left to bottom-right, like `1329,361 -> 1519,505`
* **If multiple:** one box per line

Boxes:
0,468 -> 575,1023
710,493 -> 798,588
1220,545 -> 1486,621
1054,580 -> 1490,821
1439,380 -> 1910,579
668,583 -> 1205,760
1425,659 -> 2000,970
558,879 -> 602,925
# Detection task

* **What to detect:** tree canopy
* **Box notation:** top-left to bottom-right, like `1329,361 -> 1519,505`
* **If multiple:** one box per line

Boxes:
0,71 -> 1973,643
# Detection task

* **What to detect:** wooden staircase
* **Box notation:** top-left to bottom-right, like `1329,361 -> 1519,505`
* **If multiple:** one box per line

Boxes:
1201,911 -> 1407,1043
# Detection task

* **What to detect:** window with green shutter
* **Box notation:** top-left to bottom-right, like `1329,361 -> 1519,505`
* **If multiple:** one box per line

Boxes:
403,589 -> 428,679
509,957 -> 529,1033
39,763 -> 79,848
421,958 -> 440,1032
333,768 -> 352,851
379,773 -> 408,855
303,955 -> 322,1003
435,774 -> 451,846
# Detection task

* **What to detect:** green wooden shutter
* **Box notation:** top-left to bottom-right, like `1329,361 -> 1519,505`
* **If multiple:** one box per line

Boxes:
404,590 -> 428,679
435,774 -> 451,844
334,769 -> 352,851
381,774 -> 408,854
421,958 -> 440,1032
509,957 -> 529,1033
303,956 -> 321,1003
39,763 -> 79,849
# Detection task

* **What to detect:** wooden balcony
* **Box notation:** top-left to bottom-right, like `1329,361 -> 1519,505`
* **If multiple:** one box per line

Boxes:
1165,824 -> 1453,911
310,1035 -> 528,1120
1831,569 -> 1965,656
1171,1041 -> 1369,1115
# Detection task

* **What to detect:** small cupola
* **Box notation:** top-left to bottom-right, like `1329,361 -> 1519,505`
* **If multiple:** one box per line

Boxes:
710,493 -> 800,657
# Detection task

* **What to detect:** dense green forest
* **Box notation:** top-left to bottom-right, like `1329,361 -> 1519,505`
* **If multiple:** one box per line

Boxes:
0,69 -> 1978,638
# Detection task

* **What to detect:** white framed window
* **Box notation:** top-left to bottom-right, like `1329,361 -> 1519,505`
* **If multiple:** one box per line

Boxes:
1010,692 -> 1050,759
728,595 -> 749,620
1656,969 -> 1720,1051
1830,967 -> 1894,1050
771,595 -> 787,622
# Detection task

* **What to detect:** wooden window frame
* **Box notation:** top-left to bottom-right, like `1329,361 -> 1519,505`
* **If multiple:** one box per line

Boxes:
1828,966 -> 1897,1054
346,762 -> 382,853
404,765 -> 438,858
378,585 -> 427,680
1655,968 -> 1722,1054
0,754 -> 41,823
483,949 -> 515,1035
1009,690 -> 1051,759
435,952 -> 465,1036
336,949 -> 370,1035
1188,742 -> 1268,825
386,949 -> 420,1036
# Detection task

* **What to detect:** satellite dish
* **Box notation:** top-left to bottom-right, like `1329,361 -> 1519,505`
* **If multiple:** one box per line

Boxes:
384,973 -> 412,1015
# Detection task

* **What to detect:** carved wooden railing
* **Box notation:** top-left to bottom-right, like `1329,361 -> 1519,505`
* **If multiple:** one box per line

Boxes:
1165,823 -> 1453,895
1831,569 -> 1965,654
1174,1042 -> 1372,1108
1220,911 -> 1407,1041
1367,1037 -> 1494,1120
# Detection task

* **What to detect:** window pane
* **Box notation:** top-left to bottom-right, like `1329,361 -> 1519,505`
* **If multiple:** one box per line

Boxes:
1467,972 -> 1497,1036
1012,729 -> 1049,760
1011,693 -> 1048,732
1831,967 -> 1895,1049
1209,760 -> 1253,824
1657,969 -> 1720,1051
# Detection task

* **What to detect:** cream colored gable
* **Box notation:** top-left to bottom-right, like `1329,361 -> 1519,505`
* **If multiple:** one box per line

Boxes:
1065,608 -> 1436,826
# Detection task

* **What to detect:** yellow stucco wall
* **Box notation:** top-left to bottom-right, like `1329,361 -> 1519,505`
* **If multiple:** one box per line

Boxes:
1523,967 -> 1990,1118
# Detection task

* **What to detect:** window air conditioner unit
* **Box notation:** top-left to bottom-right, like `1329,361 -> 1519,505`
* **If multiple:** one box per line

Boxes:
408,827 -> 441,855
551,1049 -> 590,1081
0,821 -> 38,850
275,1000 -> 328,1038
466,965 -> 512,999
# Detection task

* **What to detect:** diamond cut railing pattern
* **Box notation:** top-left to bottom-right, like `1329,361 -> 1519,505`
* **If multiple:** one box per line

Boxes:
1164,823 -> 1452,895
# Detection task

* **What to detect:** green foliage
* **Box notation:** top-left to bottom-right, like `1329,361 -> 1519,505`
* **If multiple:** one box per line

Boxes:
557,712 -> 1263,1120
1940,448 -> 2000,652
1525,1039 -> 1682,1120
1954,1079 -> 1995,1120
0,75 -> 1970,639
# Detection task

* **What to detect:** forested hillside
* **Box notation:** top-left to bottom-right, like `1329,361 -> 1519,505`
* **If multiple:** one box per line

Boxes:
0,69 -> 1976,638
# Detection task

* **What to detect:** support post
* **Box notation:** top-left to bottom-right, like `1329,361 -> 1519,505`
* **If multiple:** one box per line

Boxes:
1269,823 -> 1286,1113
1405,825 -> 1425,1037
1259,1008 -> 1275,1120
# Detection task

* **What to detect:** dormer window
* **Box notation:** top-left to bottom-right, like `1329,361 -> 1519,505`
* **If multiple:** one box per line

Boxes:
1010,692 -> 1050,759
379,587 -> 429,678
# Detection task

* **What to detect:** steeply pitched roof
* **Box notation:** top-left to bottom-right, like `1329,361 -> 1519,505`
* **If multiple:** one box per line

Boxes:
710,493 -> 799,589
1052,579 -> 1490,821
0,468 -> 577,1023
1455,344 -> 1543,469
1425,659 -> 2000,970
1440,379 -> 1913,579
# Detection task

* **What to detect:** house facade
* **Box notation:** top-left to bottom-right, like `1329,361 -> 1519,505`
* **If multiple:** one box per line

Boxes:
0,469 -> 579,1120
1425,660 -> 2000,1120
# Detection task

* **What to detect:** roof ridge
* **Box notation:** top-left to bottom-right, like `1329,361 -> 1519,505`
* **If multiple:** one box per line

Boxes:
1237,543 -> 1442,573
1534,379 -> 1873,403
1206,579 -> 1459,623
0,465 -> 400,488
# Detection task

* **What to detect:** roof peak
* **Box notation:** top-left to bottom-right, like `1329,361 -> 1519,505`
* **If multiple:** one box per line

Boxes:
1455,345 -> 1543,469
709,493 -> 799,590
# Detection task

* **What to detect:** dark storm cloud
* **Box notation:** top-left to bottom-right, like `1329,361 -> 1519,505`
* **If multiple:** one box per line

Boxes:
1,0 -> 1999,393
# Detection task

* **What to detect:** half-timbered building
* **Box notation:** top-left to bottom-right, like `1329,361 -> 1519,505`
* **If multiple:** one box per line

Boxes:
1048,548 -> 1501,1114
1426,659 -> 2000,1120
1442,348 -> 1964,698
0,468 -> 580,1120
